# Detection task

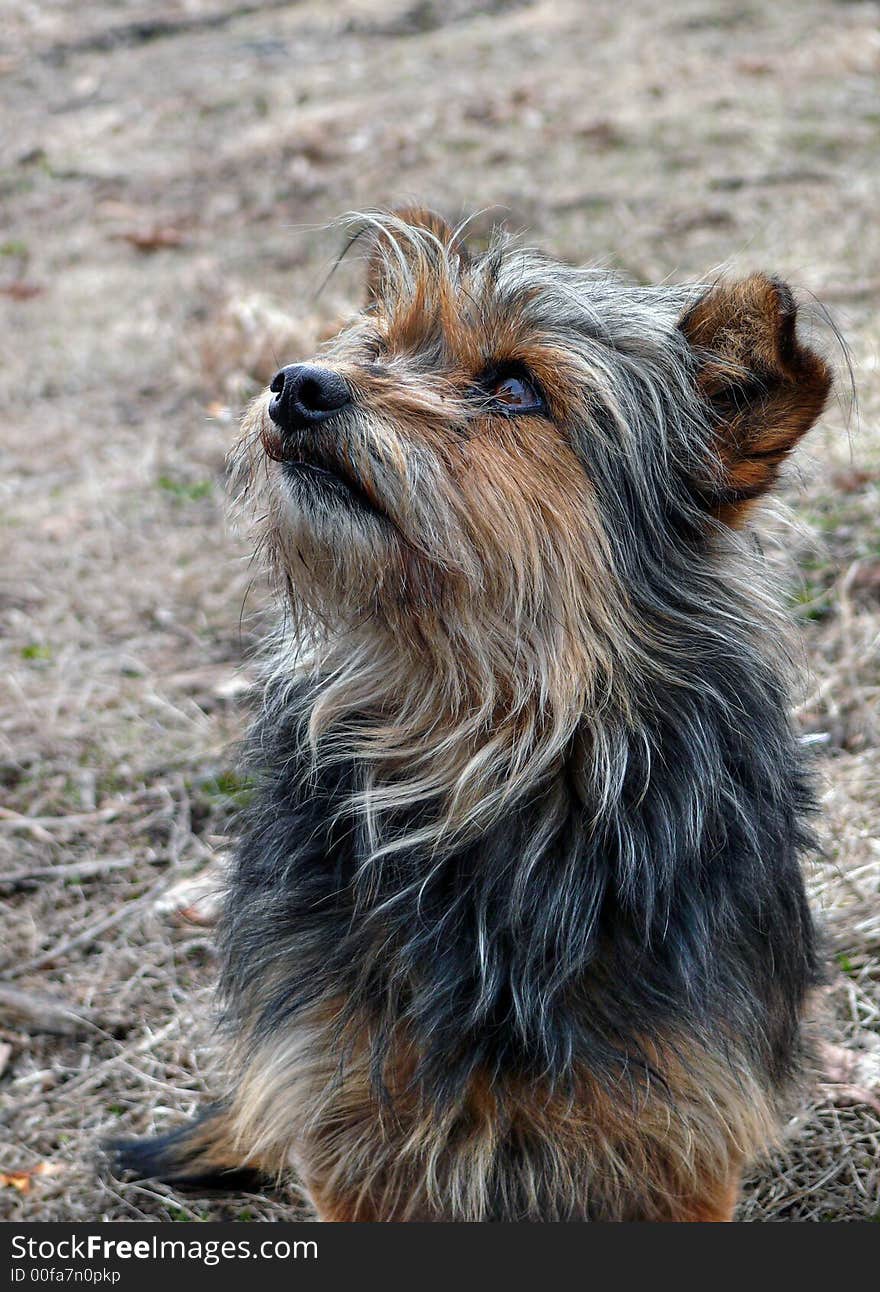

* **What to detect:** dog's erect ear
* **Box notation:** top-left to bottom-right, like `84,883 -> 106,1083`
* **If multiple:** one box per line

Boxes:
365,206 -> 470,303
679,274 -> 831,525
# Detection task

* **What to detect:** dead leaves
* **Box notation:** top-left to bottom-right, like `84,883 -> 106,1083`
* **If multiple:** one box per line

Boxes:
94,202 -> 188,253
0,1161 -> 62,1194
0,281 -> 44,300
115,225 -> 186,253
153,856 -> 227,926
818,1040 -> 880,1117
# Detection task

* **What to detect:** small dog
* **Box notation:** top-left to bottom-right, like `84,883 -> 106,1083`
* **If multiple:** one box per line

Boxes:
114,208 -> 831,1220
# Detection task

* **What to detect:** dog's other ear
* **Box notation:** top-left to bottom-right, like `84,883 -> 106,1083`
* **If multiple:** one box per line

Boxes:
679,275 -> 831,526
365,206 -> 470,303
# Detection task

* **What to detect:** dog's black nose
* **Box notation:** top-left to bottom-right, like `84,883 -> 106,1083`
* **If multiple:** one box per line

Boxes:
268,364 -> 351,434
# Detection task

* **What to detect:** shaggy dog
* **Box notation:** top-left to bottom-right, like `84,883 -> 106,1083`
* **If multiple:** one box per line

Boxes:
113,208 -> 831,1220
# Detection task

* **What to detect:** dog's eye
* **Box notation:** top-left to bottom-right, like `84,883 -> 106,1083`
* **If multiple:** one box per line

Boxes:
488,373 -> 544,413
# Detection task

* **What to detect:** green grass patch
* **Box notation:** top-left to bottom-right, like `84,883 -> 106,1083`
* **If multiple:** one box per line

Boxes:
157,475 -> 213,502
197,769 -> 255,810
787,583 -> 832,622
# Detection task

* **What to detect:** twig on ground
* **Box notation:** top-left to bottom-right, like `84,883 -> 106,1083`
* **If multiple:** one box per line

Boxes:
0,858 -> 141,891
0,806 -> 126,835
0,985 -> 97,1036
1,882 -> 166,979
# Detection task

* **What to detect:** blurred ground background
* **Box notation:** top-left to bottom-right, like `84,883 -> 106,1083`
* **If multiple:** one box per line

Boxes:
1,0 -> 878,1221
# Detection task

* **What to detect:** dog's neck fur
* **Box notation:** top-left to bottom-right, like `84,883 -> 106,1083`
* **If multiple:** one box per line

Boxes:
266,511 -> 791,881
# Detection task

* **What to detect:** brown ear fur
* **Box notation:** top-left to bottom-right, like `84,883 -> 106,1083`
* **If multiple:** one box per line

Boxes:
680,275 -> 831,526
365,206 -> 469,302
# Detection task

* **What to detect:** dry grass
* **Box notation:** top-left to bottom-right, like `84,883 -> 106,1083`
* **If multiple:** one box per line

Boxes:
1,0 -> 878,1221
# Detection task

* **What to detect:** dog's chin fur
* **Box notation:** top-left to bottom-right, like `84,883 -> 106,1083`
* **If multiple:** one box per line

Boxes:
115,210 -> 831,1220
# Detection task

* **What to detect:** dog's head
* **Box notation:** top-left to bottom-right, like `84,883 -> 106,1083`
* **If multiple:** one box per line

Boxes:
237,207 -> 829,661
233,208 -> 832,845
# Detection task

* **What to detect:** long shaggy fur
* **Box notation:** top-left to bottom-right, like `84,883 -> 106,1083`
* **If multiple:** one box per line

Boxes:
112,210 -> 832,1221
